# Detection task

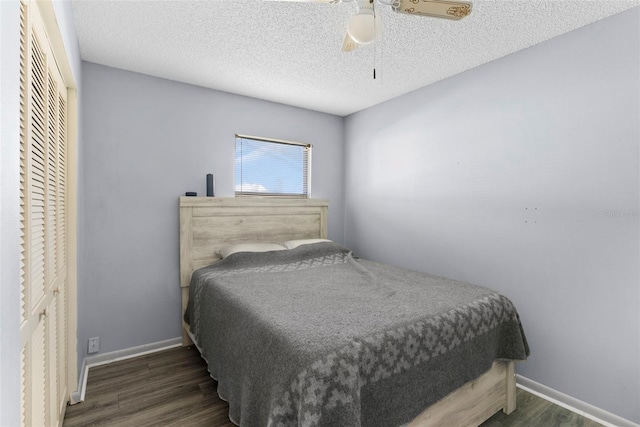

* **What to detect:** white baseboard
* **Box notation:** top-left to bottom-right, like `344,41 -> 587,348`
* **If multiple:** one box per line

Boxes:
516,375 -> 639,427
70,337 -> 182,404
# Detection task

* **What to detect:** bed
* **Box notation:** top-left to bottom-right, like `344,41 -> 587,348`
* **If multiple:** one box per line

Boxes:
179,197 -> 529,427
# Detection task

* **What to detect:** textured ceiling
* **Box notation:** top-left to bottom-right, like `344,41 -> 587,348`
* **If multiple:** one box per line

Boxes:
71,0 -> 638,116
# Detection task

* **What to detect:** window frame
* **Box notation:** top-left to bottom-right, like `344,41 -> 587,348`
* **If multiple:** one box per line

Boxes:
234,134 -> 312,198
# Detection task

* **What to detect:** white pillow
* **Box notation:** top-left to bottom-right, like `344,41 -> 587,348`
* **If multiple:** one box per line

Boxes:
217,243 -> 286,259
282,239 -> 332,249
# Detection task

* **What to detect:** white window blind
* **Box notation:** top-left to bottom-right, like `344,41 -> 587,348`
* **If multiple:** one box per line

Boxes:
235,135 -> 311,197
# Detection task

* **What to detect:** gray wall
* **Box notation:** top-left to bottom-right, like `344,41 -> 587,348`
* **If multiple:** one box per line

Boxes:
344,8 -> 639,423
0,2 -> 23,425
79,62 -> 345,360
0,0 -> 82,424
345,8 -> 640,422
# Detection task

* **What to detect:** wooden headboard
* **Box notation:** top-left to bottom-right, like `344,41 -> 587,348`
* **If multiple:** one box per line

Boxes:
179,197 -> 329,344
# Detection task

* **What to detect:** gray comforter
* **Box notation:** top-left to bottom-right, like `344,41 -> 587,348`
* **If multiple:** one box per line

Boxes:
185,242 -> 529,427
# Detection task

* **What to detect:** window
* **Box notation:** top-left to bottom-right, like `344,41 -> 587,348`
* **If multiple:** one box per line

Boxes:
235,134 -> 311,197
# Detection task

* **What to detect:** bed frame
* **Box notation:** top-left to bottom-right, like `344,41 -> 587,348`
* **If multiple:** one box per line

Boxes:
178,196 -> 516,427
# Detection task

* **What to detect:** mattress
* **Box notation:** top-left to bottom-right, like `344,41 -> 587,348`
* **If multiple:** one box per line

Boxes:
184,242 -> 529,427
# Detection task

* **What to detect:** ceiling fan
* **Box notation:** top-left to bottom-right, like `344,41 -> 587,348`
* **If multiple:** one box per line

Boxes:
271,0 -> 472,52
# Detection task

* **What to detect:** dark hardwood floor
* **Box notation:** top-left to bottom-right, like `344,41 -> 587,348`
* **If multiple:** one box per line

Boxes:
64,346 -> 602,427
63,346 -> 234,427
480,389 -> 602,427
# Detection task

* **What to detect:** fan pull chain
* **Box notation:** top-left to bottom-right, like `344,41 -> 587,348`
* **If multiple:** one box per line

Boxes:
373,36 -> 376,79
373,0 -> 377,79
373,30 -> 378,80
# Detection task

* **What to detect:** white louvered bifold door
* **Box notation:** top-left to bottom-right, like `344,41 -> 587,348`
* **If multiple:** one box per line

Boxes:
19,1 -> 70,426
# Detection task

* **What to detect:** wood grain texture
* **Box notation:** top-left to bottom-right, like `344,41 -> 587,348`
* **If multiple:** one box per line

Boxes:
179,197 -> 329,345
504,360 -> 516,414
481,389 -> 604,427
64,347 -> 602,427
409,361 -> 511,427
63,346 -> 235,427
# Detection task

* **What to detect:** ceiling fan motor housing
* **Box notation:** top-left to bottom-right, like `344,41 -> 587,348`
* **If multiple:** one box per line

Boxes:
347,3 -> 382,44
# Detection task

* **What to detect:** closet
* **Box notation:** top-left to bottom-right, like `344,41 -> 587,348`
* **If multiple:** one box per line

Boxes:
19,1 -> 76,425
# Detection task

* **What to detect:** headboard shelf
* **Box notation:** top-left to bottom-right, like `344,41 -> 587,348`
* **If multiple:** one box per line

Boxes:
179,197 -> 329,344
180,196 -> 329,208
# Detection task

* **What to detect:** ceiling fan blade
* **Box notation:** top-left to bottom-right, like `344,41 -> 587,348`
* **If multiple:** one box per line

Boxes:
342,32 -> 358,52
391,0 -> 472,20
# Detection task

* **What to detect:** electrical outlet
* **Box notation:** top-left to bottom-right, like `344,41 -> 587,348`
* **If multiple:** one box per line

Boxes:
88,337 -> 99,354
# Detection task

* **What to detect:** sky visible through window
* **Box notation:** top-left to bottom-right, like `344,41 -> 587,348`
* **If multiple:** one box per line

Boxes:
235,137 -> 308,196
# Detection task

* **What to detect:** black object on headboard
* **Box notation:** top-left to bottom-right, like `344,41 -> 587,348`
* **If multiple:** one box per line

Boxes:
206,174 -> 215,197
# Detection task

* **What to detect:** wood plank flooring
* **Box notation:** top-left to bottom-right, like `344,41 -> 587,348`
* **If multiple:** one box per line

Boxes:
480,389 -> 602,427
63,346 -> 234,427
64,346 -> 602,427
